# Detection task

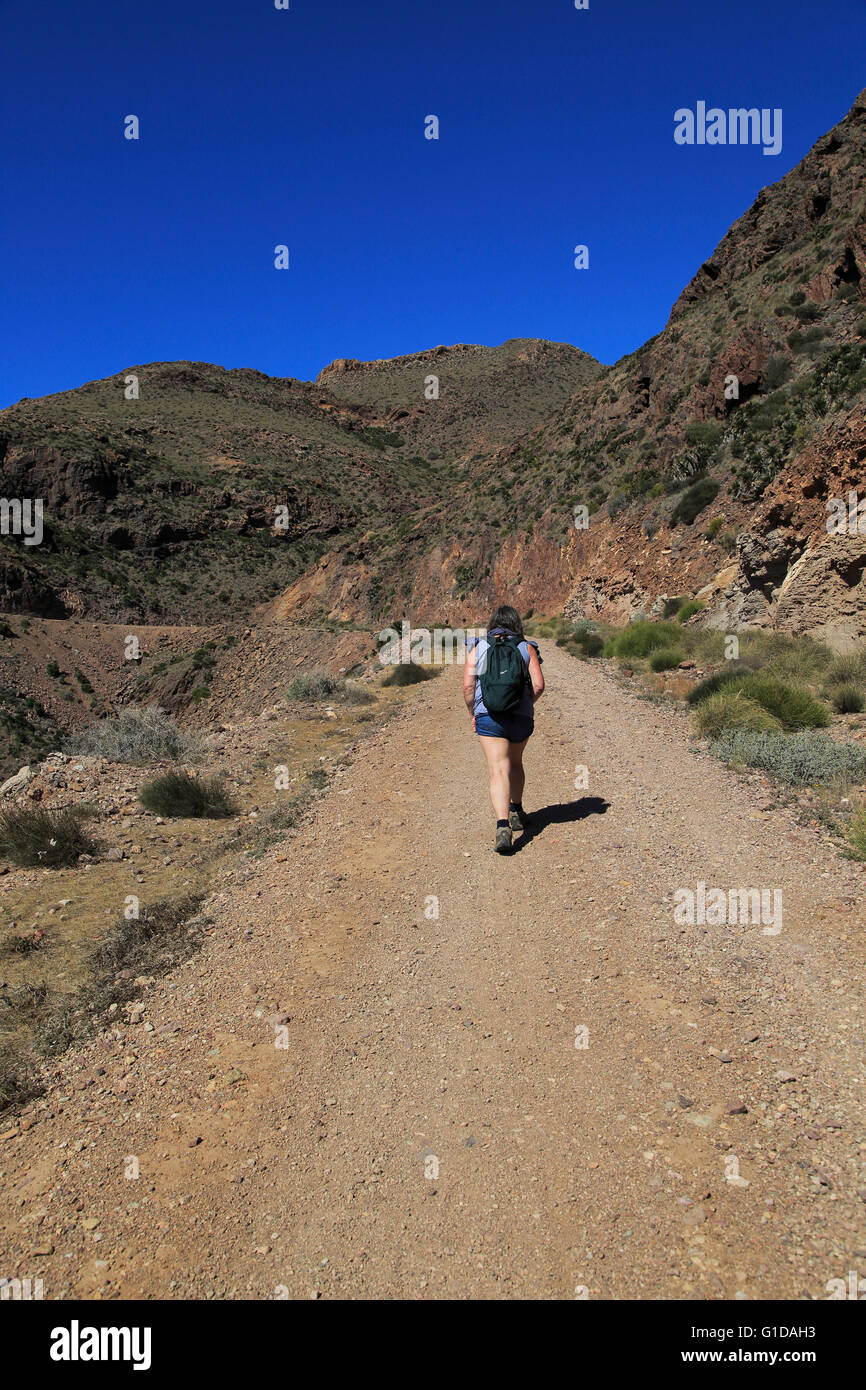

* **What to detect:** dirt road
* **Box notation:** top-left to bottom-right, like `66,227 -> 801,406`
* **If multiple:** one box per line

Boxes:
2,644 -> 865,1299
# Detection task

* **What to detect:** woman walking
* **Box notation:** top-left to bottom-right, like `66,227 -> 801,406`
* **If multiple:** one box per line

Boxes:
463,605 -> 544,853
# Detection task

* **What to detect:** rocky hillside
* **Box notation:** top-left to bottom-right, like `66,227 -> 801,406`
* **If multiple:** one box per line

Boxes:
317,338 -> 602,459
278,87 -> 866,645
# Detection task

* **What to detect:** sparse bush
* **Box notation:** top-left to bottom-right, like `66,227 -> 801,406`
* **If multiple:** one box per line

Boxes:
708,730 -> 866,786
341,683 -> 375,705
662,597 -> 685,618
694,691 -> 783,736
845,807 -> 866,860
650,647 -> 685,672
1,931 -> 48,956
38,895 -> 206,1056
832,683 -> 864,714
139,771 -> 237,818
677,599 -> 705,624
0,805 -> 97,868
68,706 -> 199,764
718,528 -> 737,554
286,669 -> 341,700
705,517 -> 725,540
46,661 -> 60,678
823,652 -> 866,688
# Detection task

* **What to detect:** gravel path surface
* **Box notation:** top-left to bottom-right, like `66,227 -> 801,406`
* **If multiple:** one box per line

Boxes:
2,643 -> 864,1299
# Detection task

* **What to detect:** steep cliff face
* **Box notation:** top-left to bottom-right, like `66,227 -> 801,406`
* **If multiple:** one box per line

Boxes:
274,88 -> 866,646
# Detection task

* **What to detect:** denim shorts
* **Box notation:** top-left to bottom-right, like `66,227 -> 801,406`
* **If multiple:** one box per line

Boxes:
475,711 -> 535,742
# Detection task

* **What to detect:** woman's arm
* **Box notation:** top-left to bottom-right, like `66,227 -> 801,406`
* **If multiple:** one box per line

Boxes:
527,645 -> 544,701
463,648 -> 477,724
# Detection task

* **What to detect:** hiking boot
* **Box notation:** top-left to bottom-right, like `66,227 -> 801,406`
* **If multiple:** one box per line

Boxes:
494,825 -> 513,854
509,806 -> 527,833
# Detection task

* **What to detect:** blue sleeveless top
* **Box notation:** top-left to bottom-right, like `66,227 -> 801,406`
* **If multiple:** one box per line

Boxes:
468,628 -> 541,719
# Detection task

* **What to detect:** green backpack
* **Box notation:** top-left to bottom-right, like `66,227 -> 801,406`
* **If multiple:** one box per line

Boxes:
479,633 -> 529,714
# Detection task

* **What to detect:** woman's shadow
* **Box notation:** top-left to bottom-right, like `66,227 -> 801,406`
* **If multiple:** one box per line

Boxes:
511,795 -> 610,852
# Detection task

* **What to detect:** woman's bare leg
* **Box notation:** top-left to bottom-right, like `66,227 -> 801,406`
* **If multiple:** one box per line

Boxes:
479,736 -> 511,821
508,738 -> 528,805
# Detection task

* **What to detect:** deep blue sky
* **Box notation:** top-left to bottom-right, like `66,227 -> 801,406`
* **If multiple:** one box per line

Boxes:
2,0 -> 865,408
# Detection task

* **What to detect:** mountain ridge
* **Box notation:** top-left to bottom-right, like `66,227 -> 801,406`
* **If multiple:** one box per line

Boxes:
2,89 -> 866,651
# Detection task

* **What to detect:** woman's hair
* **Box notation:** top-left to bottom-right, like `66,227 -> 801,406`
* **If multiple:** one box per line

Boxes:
487,604 -> 524,639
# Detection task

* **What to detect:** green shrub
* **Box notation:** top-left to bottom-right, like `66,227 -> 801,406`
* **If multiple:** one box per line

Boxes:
677,599 -> 705,624
708,731 -> 866,785
671,479 -> 720,526
557,628 -> 604,658
0,805 -> 97,868
649,647 -> 685,672
764,355 -> 793,391
832,683 -> 864,714
46,661 -> 61,678
687,665 -> 750,704
694,691 -> 783,736
381,663 -> 434,686
139,771 -> 237,818
604,621 -> 681,659
573,629 -> 604,658
68,707 -> 199,764
737,674 -> 830,729
705,517 -> 724,540
689,667 -> 829,728
662,597 -> 685,618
